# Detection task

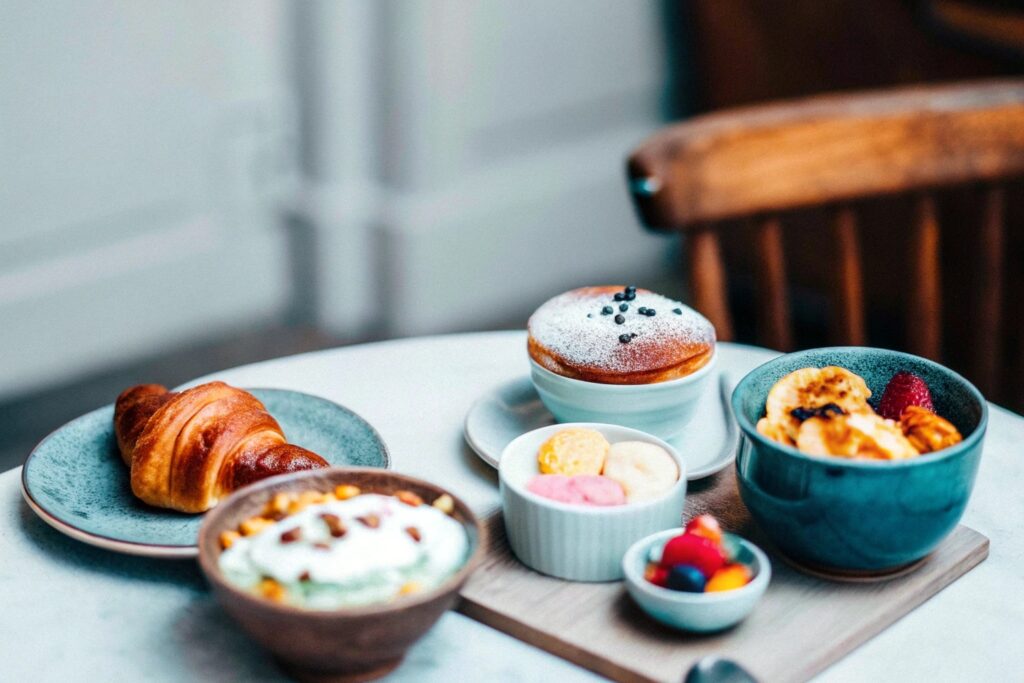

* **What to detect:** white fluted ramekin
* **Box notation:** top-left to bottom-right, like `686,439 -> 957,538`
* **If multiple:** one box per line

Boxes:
499,423 -> 687,582
528,348 -> 716,441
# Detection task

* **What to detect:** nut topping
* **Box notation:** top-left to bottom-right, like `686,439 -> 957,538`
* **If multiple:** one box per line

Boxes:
320,513 -> 348,538
356,514 -> 381,529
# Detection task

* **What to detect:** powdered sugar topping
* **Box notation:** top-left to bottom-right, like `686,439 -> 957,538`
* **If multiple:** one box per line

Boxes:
528,287 -> 716,373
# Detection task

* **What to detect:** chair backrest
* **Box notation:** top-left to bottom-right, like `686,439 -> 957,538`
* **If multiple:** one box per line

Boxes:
627,79 -> 1024,394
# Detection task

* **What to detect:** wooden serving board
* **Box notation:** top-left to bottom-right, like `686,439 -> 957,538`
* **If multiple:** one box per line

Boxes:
458,468 -> 988,683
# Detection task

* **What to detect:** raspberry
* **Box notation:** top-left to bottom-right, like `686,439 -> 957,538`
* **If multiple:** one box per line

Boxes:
660,533 -> 726,579
877,371 -> 934,420
684,514 -> 723,545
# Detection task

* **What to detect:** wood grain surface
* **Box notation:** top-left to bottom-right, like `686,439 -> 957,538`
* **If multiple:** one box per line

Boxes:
459,467 -> 989,683
627,80 -> 1024,227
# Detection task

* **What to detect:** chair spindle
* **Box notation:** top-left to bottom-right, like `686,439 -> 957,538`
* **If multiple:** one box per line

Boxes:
832,205 -> 867,346
975,185 -> 1005,395
688,227 -> 734,341
754,217 -> 793,351
908,194 -> 942,360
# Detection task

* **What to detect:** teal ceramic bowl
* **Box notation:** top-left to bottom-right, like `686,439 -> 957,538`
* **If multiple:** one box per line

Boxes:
623,529 -> 770,632
732,347 -> 987,573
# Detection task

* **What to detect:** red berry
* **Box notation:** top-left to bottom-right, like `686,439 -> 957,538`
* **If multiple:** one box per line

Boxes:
645,563 -> 669,587
684,514 -> 723,545
660,533 -> 726,579
877,371 -> 934,420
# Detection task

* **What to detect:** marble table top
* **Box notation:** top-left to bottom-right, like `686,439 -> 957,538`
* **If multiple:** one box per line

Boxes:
3,332 -> 1021,682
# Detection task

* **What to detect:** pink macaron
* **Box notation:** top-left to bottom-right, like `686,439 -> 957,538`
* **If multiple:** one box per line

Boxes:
526,474 -> 626,506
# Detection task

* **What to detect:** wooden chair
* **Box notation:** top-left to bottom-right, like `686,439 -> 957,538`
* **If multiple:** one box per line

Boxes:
627,79 -> 1024,397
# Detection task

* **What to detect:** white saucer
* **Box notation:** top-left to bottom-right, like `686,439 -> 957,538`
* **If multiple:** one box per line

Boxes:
464,371 -> 739,480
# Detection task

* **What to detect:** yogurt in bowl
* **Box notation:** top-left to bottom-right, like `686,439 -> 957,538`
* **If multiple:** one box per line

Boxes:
197,467 -> 483,682
218,491 -> 469,609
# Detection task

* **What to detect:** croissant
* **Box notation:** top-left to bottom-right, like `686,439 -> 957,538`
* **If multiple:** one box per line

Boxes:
114,381 -> 328,513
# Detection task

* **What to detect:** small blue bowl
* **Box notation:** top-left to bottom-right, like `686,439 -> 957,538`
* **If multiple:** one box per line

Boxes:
732,347 -> 987,573
623,529 -> 770,632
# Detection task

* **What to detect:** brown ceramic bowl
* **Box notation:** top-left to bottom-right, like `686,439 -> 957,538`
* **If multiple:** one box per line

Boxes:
197,467 -> 484,682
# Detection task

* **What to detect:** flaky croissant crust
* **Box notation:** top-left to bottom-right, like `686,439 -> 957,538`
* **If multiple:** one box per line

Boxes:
114,381 -> 327,513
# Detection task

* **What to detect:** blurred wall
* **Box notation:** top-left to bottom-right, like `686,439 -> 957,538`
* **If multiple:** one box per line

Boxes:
291,0 -> 675,338
0,1 -> 299,398
0,0 -> 676,399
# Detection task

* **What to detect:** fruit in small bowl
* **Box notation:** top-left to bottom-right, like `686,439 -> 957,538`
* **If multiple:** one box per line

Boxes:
731,347 -> 987,573
197,467 -> 483,682
622,516 -> 771,632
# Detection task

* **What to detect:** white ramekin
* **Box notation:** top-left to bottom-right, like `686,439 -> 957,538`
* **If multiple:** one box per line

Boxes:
528,348 -> 717,441
499,423 -> 687,582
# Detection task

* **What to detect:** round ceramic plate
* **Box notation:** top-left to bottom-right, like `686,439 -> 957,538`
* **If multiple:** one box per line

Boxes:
464,373 -> 738,480
21,388 -> 390,558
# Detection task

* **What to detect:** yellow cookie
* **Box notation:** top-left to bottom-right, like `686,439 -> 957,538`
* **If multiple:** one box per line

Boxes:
537,428 -> 610,476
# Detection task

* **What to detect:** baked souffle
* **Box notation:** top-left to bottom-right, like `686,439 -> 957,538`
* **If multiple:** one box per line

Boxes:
527,286 -> 716,385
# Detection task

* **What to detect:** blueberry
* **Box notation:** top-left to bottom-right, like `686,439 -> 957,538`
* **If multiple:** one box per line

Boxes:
601,306 -> 613,315
624,291 -> 636,301
645,308 -> 656,316
637,306 -> 648,315
666,564 -> 706,593
587,313 -> 593,318
614,314 -> 625,324
625,285 -> 636,294
619,303 -> 628,312
618,333 -> 632,343
673,308 -> 683,315
614,292 -> 624,301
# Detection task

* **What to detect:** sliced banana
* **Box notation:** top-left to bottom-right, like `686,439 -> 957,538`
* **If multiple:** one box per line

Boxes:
757,417 -> 795,447
796,412 -> 918,460
764,366 -> 873,442
602,441 -> 678,503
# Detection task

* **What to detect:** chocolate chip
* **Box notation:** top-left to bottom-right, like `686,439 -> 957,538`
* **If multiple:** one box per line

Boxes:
314,542 -> 331,550
790,403 -> 846,422
619,303 -> 628,312
405,526 -> 422,542
280,527 -> 302,543
619,334 -> 632,343
601,306 -> 613,315
613,292 -> 624,301
614,314 -> 625,324
299,571 -> 311,581
673,308 -> 682,315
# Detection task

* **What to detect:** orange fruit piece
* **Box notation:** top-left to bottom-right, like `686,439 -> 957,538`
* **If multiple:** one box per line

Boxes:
705,564 -> 752,592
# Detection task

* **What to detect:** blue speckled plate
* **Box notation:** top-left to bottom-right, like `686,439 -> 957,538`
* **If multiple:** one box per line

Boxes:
21,388 -> 390,558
